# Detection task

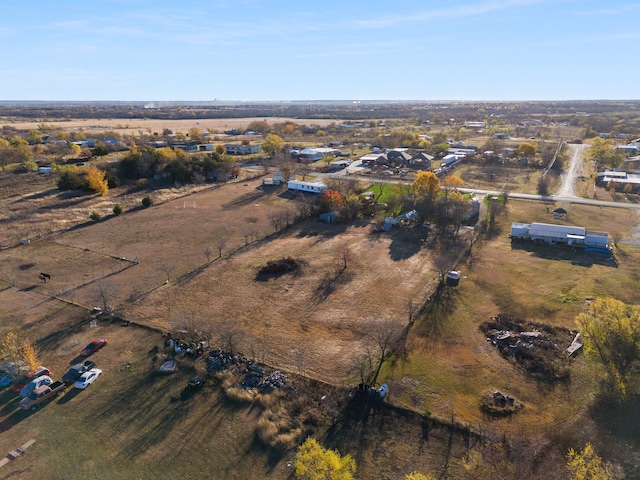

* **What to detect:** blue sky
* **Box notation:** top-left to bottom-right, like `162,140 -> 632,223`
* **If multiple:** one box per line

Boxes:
1,0 -> 638,101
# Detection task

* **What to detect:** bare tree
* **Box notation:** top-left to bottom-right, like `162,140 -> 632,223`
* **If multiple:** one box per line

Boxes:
293,347 -> 307,375
349,348 -> 376,385
159,263 -> 175,282
407,300 -> 420,327
433,246 -> 456,285
95,279 -> 115,312
368,318 -> 403,385
218,318 -> 242,354
241,229 -> 252,245
268,210 -> 284,233
282,207 -> 294,228
298,161 -> 312,181
261,157 -> 272,175
273,153 -> 297,182
334,243 -> 352,272
203,246 -> 213,263
295,195 -> 314,220
612,231 -> 622,248
193,318 -> 215,346
246,335 -> 268,363
214,236 -> 228,258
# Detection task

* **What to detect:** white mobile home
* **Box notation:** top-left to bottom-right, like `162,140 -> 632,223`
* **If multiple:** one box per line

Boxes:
287,180 -> 327,194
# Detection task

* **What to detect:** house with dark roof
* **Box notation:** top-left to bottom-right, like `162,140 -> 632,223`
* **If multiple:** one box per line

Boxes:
410,152 -> 434,168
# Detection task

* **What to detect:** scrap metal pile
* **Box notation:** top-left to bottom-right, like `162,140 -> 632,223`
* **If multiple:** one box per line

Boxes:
207,350 -> 288,392
480,313 -> 574,381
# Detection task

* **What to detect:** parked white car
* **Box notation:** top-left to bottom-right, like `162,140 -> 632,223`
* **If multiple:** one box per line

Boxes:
75,368 -> 102,389
19,375 -> 53,398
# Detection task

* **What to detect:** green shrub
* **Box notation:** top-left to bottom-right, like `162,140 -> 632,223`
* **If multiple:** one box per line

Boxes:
23,160 -> 38,172
142,195 -> 153,208
105,171 -> 121,188
90,211 -> 101,221
58,169 -> 87,190
113,204 -> 123,216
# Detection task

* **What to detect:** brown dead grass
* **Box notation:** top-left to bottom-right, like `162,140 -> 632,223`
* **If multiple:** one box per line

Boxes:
2,169 -> 640,478
4,117 -> 338,135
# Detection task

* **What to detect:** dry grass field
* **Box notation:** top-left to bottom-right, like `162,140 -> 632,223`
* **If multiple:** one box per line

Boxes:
2,165 -> 640,478
32,176 -> 438,381
3,117 -> 338,136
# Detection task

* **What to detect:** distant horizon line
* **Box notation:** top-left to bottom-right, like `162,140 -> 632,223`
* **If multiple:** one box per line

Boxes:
1,99 -> 639,106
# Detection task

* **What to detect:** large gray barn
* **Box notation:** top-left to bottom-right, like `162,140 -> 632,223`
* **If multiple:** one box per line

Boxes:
510,222 -> 609,248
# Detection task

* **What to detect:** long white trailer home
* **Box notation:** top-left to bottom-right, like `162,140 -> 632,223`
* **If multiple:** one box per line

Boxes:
287,180 -> 327,194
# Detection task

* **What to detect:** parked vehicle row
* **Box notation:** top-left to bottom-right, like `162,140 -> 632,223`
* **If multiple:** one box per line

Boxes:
0,338 -> 108,412
62,360 -> 96,384
20,381 -> 67,410
13,366 -> 52,394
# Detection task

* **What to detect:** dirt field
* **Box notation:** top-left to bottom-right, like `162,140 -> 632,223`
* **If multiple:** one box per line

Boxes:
30,176 -> 438,381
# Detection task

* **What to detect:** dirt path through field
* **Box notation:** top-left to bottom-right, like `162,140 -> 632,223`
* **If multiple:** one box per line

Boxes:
555,143 -> 587,198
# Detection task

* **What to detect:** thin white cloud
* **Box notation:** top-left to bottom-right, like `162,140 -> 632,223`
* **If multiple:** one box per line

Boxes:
346,0 -> 553,29
295,43 -> 402,59
570,4 -> 640,16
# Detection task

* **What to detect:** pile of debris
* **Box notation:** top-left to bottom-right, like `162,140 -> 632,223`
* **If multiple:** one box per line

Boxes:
208,350 -> 289,393
480,390 -> 523,416
259,370 -> 288,393
258,257 -> 302,275
207,349 -> 243,373
242,368 -> 287,392
480,313 -> 574,381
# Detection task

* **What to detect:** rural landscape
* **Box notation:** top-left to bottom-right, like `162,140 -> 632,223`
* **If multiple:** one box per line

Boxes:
1,100 -> 640,479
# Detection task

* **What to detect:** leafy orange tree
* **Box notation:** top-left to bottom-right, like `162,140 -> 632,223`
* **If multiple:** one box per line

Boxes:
321,189 -> 346,213
441,174 -> 464,192
86,165 -> 109,195
412,171 -> 440,203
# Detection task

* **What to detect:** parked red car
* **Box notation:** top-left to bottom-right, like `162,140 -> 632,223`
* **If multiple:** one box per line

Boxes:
11,366 -> 51,392
80,338 -> 108,356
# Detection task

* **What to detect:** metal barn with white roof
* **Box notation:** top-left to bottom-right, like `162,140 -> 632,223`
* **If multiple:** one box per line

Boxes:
510,222 -> 609,248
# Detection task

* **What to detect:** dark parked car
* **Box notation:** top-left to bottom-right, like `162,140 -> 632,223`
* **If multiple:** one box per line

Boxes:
62,360 -> 96,384
187,377 -> 206,390
81,338 -> 108,356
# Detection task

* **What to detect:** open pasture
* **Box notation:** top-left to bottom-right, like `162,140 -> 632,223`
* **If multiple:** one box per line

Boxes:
2,117 -> 338,136
2,175 -> 640,478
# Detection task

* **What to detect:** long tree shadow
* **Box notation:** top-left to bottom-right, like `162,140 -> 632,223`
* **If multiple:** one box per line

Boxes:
413,282 -> 460,336
510,241 -> 618,268
0,408 -> 30,434
324,395 -> 475,478
388,234 -> 423,261
312,267 -> 354,303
